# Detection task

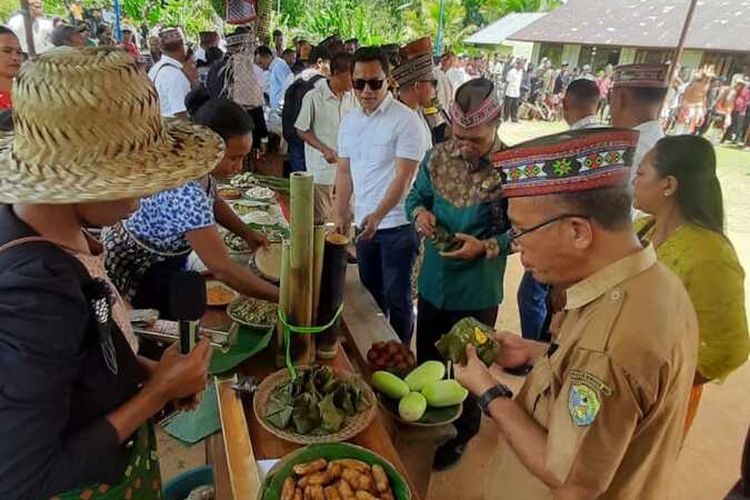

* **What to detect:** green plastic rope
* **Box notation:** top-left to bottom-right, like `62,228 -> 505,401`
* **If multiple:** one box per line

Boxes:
277,304 -> 344,380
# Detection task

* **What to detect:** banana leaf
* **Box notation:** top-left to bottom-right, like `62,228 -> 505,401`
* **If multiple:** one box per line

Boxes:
435,317 -> 501,366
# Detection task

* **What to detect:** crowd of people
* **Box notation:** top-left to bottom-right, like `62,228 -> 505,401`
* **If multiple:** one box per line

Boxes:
0,9 -> 748,500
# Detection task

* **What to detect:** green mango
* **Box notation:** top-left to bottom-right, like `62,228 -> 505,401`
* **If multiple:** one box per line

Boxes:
421,380 -> 469,407
404,360 -> 446,391
398,391 -> 427,422
371,371 -> 409,399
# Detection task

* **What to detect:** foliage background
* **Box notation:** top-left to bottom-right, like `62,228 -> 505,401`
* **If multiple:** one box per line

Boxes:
0,0 -> 558,50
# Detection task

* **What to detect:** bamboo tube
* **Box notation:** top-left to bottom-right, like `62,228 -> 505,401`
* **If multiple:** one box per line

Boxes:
289,172 -> 315,364
311,225 -> 327,324
316,233 -> 349,360
275,240 -> 291,368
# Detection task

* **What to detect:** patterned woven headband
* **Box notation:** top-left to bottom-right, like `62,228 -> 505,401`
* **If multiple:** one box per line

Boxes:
159,28 -> 183,45
393,54 -> 433,87
491,128 -> 640,198
449,92 -> 502,128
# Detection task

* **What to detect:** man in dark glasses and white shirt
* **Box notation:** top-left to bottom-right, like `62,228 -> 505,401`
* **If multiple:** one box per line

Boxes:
335,46 -> 429,343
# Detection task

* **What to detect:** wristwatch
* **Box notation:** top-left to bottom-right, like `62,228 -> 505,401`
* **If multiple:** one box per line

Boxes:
478,384 -> 514,416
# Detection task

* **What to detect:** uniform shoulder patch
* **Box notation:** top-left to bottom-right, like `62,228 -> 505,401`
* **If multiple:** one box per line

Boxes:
568,384 -> 601,427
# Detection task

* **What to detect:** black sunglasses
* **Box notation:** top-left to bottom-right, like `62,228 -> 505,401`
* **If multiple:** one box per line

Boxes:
507,213 -> 589,243
353,78 -> 385,91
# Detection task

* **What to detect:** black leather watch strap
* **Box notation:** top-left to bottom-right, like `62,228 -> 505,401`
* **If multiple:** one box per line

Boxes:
478,384 -> 514,416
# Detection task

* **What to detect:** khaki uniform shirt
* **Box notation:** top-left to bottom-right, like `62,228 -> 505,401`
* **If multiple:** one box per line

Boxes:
489,245 -> 698,499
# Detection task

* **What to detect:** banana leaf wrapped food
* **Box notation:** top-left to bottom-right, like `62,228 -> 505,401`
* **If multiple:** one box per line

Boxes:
428,224 -> 462,253
435,317 -> 500,366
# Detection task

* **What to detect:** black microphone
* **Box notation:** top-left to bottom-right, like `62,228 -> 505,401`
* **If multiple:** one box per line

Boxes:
169,271 -> 207,356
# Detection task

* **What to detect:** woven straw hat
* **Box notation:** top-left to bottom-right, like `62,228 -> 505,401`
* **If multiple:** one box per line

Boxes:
0,47 -> 225,204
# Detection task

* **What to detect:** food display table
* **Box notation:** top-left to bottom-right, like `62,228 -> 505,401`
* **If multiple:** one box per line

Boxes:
202,266 -> 457,500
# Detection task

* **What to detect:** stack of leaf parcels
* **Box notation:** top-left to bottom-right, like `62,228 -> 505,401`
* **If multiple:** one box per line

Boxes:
265,366 -> 370,435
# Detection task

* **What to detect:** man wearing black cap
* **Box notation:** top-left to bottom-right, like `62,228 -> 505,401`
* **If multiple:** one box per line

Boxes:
455,128 -> 697,499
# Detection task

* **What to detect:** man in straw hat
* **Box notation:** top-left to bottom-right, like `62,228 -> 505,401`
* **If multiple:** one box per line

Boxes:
405,76 -> 510,470
0,47 -> 223,499
454,128 -> 698,498
610,63 -> 669,177
148,27 -> 193,118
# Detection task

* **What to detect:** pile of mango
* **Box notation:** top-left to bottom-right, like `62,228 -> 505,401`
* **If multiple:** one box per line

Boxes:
370,361 -> 468,422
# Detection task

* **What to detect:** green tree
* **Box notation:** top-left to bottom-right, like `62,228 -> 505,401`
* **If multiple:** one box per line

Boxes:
479,0 -> 560,23
403,0 -> 476,52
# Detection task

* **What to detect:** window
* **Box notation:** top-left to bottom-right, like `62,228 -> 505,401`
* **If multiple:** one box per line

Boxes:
635,49 -> 675,65
538,43 -> 563,67
578,45 -> 621,73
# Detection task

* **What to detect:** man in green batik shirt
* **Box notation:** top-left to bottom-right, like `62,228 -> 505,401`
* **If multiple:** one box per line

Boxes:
405,77 -> 511,470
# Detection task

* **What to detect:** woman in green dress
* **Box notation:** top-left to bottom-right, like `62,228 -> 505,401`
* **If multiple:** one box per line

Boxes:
633,134 -> 749,432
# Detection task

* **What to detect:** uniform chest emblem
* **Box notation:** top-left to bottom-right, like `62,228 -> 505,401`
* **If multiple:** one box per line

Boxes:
568,384 -> 601,427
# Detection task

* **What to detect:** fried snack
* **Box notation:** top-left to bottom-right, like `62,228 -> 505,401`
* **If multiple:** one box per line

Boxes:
294,459 -> 329,476
324,485 -> 342,500
341,468 -> 373,492
282,477 -> 297,500
354,492 -> 379,500
380,490 -> 395,500
337,479 -> 355,499
371,464 -> 389,494
298,465 -> 343,488
331,459 -> 370,474
293,487 -> 304,500
304,485 -> 325,500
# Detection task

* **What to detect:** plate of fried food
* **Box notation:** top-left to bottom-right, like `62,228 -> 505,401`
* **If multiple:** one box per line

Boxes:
259,442 -> 411,500
206,280 -> 238,306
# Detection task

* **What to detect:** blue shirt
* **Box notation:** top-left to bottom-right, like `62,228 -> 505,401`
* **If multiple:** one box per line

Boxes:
269,57 -> 292,111
124,179 -> 216,253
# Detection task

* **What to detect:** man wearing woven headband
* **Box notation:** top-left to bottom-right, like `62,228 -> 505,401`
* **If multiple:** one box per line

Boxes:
336,46 -> 429,342
405,77 -> 509,470
453,128 -> 698,498
149,28 -> 192,118
0,48 -> 224,499
610,63 -> 669,178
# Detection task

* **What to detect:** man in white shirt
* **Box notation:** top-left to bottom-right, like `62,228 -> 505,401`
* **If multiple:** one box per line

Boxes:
563,78 -> 606,130
504,58 -> 524,123
295,52 -> 357,223
7,0 -> 53,54
255,45 -> 292,135
446,55 -> 469,97
610,64 -> 670,178
336,47 -> 428,342
435,51 -> 454,110
148,28 -> 192,118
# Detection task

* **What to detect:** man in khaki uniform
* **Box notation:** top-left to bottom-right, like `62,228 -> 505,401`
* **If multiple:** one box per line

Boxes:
455,128 -> 699,499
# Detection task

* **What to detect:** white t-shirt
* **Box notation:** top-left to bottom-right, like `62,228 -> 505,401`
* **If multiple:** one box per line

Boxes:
434,66 -> 453,110
446,67 -> 469,96
148,55 -> 191,117
7,14 -> 53,54
505,67 -> 524,98
295,83 -> 358,186
632,120 -> 665,179
338,94 -> 428,229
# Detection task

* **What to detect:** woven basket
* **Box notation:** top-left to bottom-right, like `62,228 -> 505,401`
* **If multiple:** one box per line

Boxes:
253,367 -> 377,445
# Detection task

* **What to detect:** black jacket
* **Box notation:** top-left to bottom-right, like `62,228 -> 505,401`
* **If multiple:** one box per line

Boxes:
0,206 -> 146,499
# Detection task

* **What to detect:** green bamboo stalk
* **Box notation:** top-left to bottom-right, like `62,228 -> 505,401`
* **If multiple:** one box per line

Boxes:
311,225 -> 327,325
275,240 -> 291,368
289,172 -> 315,365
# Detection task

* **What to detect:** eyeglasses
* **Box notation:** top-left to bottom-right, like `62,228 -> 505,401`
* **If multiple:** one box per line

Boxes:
353,78 -> 385,91
507,213 -> 589,243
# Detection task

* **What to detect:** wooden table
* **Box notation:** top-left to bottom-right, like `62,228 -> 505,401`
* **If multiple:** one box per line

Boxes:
203,283 -> 425,500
